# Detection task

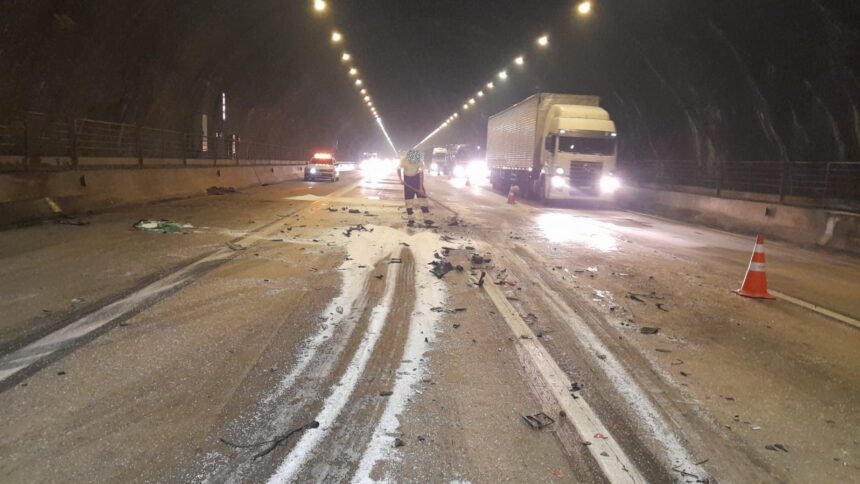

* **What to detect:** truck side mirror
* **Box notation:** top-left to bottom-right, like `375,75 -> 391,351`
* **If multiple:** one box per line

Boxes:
545,135 -> 555,151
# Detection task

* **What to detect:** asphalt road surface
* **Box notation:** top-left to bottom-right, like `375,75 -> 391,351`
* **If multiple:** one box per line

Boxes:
1,169 -> 858,483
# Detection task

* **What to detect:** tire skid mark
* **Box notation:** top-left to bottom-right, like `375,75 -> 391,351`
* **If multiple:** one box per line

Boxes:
266,247 -> 403,483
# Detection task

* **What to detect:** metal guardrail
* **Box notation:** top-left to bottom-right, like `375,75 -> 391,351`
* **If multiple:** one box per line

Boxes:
0,112 -> 313,170
627,159 -> 860,209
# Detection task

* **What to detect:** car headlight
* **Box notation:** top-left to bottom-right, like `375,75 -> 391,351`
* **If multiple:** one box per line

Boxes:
551,175 -> 567,188
600,175 -> 621,193
430,162 -> 439,171
310,168 -> 317,175
555,167 -> 564,175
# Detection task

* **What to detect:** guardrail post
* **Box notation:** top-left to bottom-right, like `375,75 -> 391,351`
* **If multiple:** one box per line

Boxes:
182,133 -> 188,166
135,124 -> 143,168
823,162 -> 831,198
160,129 -> 165,159
23,115 -> 31,171
69,118 -> 78,169
211,136 -> 218,166
778,161 -> 788,202
715,159 -> 723,196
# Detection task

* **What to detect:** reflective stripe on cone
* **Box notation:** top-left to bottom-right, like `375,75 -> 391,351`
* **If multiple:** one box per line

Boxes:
736,235 -> 775,299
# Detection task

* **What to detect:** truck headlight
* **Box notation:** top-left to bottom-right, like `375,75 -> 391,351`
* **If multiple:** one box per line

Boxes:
555,167 -> 564,175
551,175 -> 568,188
310,168 -> 317,175
430,162 -> 439,172
453,165 -> 466,178
600,175 -> 621,193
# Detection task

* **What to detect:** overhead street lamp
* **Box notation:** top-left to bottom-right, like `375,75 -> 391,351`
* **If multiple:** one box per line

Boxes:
537,34 -> 549,47
486,82 -> 495,89
514,56 -> 525,66
355,79 -> 363,86
498,70 -> 508,80
341,52 -> 351,62
477,91 -> 484,97
349,67 -> 358,76
331,31 -> 342,42
314,0 -> 327,12
577,1 -> 592,15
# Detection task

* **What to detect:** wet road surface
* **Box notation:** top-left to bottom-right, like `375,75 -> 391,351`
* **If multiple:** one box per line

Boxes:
0,170 -> 858,482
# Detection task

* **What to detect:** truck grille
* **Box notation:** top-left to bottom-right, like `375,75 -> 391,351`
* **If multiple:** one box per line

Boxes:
569,162 -> 602,189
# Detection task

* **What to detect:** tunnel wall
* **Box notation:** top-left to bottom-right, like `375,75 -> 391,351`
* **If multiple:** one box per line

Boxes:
620,187 -> 860,254
0,163 -> 306,226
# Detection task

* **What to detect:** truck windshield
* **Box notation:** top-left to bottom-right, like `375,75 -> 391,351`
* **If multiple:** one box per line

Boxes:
557,136 -> 615,156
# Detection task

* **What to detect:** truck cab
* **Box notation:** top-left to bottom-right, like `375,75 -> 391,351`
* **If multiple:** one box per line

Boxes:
540,105 -> 618,200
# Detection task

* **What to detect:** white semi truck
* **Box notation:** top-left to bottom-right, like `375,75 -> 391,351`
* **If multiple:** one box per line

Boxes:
486,93 -> 619,202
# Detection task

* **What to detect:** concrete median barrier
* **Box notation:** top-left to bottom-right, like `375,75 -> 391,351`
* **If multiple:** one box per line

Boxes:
620,186 -> 860,254
0,164 -> 305,226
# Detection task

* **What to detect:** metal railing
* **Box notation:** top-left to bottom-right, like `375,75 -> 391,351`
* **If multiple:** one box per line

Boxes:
0,112 -> 313,170
627,159 -> 860,210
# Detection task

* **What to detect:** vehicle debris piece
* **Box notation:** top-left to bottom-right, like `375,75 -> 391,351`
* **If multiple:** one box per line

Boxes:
471,254 -> 491,265
522,412 -> 555,430
429,260 -> 454,278
477,271 -> 486,287
56,216 -> 90,226
133,219 -> 193,234
379,390 -> 393,397
327,207 -> 338,212
639,326 -> 660,335
393,438 -> 406,448
430,307 -> 467,314
348,209 -> 361,214
206,186 -> 237,195
388,259 -> 402,264
219,420 -> 320,460
343,224 -> 373,237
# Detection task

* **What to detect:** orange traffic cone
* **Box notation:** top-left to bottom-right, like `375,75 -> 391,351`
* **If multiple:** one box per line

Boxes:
736,235 -> 775,299
507,185 -> 519,205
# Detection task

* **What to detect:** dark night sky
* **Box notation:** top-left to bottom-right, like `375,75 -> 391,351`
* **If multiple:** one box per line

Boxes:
1,0 -> 858,162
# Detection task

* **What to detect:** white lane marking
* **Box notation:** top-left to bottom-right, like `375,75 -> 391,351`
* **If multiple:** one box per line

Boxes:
0,181 -> 363,384
266,248 -> 402,483
483,280 -> 644,483
352,233 -> 448,483
0,251 -> 225,382
770,289 -> 860,330
512,246 -> 706,477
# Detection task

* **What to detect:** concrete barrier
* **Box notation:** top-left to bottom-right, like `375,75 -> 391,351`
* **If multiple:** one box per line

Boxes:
619,186 -> 860,254
0,164 -> 306,226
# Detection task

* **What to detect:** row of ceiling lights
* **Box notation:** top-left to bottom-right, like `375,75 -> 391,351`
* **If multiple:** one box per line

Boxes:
414,1 -> 594,149
313,0 -> 398,155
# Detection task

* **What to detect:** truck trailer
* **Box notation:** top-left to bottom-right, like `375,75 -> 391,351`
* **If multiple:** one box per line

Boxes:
486,93 -> 619,202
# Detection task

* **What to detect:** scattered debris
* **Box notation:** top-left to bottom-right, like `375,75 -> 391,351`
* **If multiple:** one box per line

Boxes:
477,271 -> 486,287
336,306 -> 344,314
133,219 -> 193,234
389,258 -> 402,264
471,254 -> 491,265
639,326 -> 660,335
656,303 -> 669,312
655,348 -> 672,353
343,224 -> 373,237
430,307 -> 467,314
765,444 -> 789,453
522,412 -> 555,430
379,390 -> 393,397
57,371 -> 67,376
227,243 -> 246,251
374,274 -> 384,280
393,437 -> 406,448
628,293 -> 647,303
206,186 -> 237,195
56,216 -> 90,226
429,260 -> 454,279
327,207 -> 338,212
220,420 -> 320,460
348,209 -> 361,214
